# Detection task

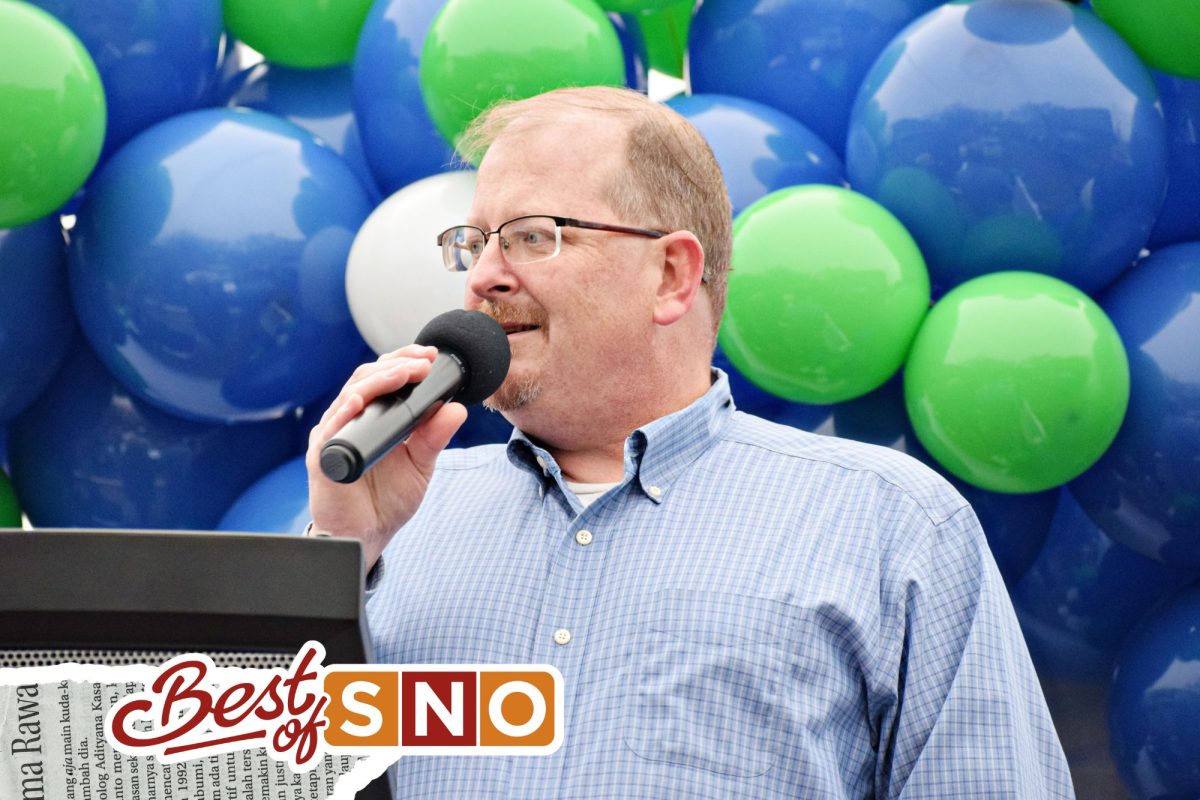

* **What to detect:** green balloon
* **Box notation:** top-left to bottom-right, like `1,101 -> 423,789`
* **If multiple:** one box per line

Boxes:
0,469 -> 21,527
223,0 -> 374,69
0,0 -> 105,228
420,0 -> 626,148
719,185 -> 930,404
904,271 -> 1130,494
1093,0 -> 1200,79
630,0 -> 693,79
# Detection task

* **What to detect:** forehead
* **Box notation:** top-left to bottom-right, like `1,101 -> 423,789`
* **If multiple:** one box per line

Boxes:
471,114 -> 628,224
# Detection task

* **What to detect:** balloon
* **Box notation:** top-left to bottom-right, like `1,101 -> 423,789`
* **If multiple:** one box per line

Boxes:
0,1 -> 105,228
70,108 -> 374,423
689,0 -> 941,158
1093,0 -> 1200,79
218,456 -> 309,534
27,0 -> 222,162
1011,489 -> 1195,681
846,0 -> 1167,295
905,271 -> 1130,494
666,94 -> 844,217
0,468 -> 20,527
1147,71 -> 1200,249
1070,243 -> 1200,567
222,0 -> 374,69
419,0 -> 626,148
352,0 -> 456,196
955,480 -> 1058,588
619,0 -> 693,79
596,0 -> 680,11
1109,583 -> 1200,799
7,343 -> 295,530
712,348 -> 833,431
0,217 -> 74,422
347,171 -> 476,354
608,12 -> 648,93
719,185 -> 930,404
226,62 -> 381,201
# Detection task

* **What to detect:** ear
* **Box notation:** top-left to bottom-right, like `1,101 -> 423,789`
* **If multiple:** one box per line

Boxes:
651,231 -> 706,327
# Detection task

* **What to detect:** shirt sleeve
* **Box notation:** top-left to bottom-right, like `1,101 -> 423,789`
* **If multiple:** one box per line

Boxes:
876,504 -> 1075,799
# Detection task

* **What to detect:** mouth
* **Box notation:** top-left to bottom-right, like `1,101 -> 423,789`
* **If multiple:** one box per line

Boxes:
501,322 -> 542,337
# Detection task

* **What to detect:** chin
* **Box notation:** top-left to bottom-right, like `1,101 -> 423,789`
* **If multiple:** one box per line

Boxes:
483,375 -> 542,412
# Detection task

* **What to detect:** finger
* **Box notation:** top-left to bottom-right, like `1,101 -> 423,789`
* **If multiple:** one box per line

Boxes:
405,402 -> 468,474
315,357 -> 434,431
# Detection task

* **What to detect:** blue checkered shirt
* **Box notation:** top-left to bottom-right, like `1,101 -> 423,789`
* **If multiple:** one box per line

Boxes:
366,371 -> 1074,798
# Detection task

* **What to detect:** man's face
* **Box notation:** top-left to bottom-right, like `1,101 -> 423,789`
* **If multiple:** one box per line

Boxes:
463,116 -> 660,419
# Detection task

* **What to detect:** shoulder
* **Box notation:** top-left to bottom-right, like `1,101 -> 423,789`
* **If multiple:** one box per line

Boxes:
434,443 -> 509,472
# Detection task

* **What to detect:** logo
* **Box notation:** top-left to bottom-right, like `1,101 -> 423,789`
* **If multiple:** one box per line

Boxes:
103,642 -> 563,771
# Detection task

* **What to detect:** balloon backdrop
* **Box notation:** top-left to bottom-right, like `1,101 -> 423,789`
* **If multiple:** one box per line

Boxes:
1093,0 -> 1200,79
608,12 -> 649,94
347,170 -> 476,354
1109,583 -> 1200,799
419,0 -> 626,148
666,94 -> 843,217
28,0 -> 222,162
0,217 -> 75,422
905,271 -> 1130,494
1071,243 -> 1200,568
845,0 -> 1168,296
689,0 -> 941,157
226,63 -> 381,201
1147,71 -> 1200,249
0,468 -> 20,527
69,108 -> 373,424
7,343 -> 295,529
218,455 -> 309,534
0,1 -> 105,228
223,0 -> 374,69
720,185 -> 929,404
619,0 -> 693,79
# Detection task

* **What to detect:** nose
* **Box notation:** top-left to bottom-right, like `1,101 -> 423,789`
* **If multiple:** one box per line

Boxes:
465,234 -> 518,303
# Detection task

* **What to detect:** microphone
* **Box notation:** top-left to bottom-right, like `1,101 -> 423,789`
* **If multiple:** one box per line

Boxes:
319,310 -> 511,483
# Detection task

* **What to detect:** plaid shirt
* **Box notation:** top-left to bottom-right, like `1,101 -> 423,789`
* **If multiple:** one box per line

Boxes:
367,371 -> 1074,799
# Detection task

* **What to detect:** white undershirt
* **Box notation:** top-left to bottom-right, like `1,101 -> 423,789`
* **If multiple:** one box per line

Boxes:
566,480 -> 619,508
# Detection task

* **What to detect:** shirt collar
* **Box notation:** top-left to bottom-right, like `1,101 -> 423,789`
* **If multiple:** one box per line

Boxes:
505,368 -> 735,504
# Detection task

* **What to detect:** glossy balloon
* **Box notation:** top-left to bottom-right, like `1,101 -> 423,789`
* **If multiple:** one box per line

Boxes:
620,0 -> 693,79
7,344 -> 295,529
223,0 -> 374,69
905,271 -> 1130,494
352,0 -> 454,195
608,12 -> 648,93
690,0 -> 941,158
1109,584 -> 1200,799
0,1 -> 105,228
28,0 -> 222,162
1094,0 -> 1200,79
0,468 -> 20,527
1071,243 -> 1200,567
720,185 -> 930,404
419,0 -> 625,148
70,108 -> 374,423
1148,71 -> 1200,249
666,94 -> 844,217
218,456 -> 309,534
846,0 -> 1167,295
347,171 -> 476,354
1011,489 -> 1194,682
227,63 -> 381,201
0,217 -> 74,422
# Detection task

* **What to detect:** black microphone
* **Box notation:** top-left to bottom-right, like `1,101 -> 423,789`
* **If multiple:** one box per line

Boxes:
319,310 -> 511,483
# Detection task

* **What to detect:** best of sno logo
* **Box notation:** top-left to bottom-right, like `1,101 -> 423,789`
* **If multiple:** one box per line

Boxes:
103,642 -> 562,770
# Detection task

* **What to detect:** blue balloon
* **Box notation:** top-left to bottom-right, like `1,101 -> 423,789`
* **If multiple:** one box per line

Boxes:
1109,583 -> 1200,799
1071,242 -> 1200,568
666,94 -> 844,217
353,0 -> 457,195
7,343 -> 295,529
1011,489 -> 1195,682
0,217 -> 74,422
227,63 -> 382,202
713,347 -> 831,430
689,0 -> 941,159
609,12 -> 649,94
218,456 -> 310,534
952,481 -> 1058,588
845,0 -> 1167,295
1148,71 -> 1200,249
27,0 -> 222,164
70,108 -> 374,423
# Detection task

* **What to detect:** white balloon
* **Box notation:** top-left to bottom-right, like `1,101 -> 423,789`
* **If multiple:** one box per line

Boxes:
346,170 -> 476,354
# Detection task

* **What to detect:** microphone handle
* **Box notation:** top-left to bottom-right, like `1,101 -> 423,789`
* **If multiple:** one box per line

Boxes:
320,353 -> 466,483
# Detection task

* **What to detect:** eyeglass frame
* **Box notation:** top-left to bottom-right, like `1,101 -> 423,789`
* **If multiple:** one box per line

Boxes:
436,214 -> 669,273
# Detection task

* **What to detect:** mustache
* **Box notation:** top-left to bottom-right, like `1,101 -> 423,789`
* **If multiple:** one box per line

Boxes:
478,300 -> 548,329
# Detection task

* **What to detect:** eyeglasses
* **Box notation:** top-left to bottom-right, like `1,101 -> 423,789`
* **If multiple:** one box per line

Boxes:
436,215 -> 668,272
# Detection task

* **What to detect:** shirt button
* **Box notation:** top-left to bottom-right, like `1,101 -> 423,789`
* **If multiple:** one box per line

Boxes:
575,529 -> 593,546
553,628 -> 572,646
536,456 -> 547,470
648,485 -> 663,498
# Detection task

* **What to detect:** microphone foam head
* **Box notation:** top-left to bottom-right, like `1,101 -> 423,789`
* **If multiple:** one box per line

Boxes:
415,309 -> 512,405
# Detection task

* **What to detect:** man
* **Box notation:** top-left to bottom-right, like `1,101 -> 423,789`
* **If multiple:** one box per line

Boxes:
306,86 -> 1074,798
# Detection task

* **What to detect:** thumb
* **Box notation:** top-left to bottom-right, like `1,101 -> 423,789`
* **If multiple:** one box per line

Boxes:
405,402 -> 468,473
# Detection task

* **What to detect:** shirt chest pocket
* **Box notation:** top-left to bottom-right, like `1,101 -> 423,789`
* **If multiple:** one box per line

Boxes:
621,589 -> 802,779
